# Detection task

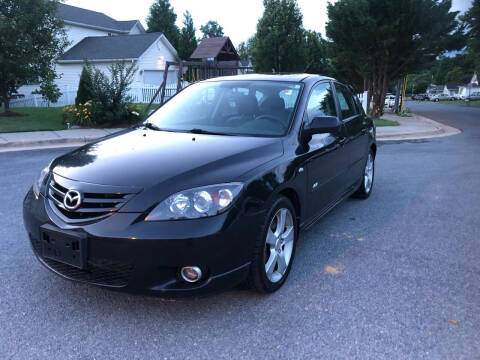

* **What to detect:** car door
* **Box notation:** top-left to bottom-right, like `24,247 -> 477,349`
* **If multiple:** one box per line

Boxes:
303,81 -> 350,219
333,83 -> 370,188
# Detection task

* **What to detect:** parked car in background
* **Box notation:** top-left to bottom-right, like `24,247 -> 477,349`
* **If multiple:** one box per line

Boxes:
384,94 -> 396,107
465,92 -> 480,101
23,74 -> 376,296
412,93 -> 427,101
430,93 -> 454,102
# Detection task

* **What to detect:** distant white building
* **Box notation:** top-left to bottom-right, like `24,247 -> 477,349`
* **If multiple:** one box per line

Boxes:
426,73 -> 479,99
18,3 -> 179,96
458,73 -> 479,98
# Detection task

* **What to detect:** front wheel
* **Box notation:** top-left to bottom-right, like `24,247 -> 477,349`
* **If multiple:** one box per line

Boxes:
248,197 -> 298,293
352,150 -> 375,199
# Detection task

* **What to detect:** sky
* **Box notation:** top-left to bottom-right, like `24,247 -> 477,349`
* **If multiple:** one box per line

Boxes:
64,0 -> 473,46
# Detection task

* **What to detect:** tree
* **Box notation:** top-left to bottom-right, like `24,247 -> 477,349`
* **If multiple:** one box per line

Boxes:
147,0 -> 180,49
0,0 -> 67,114
250,0 -> 306,73
408,70 -> 434,94
178,11 -> 197,60
200,21 -> 224,38
237,40 -> 252,61
434,54 -> 476,84
462,0 -> 480,54
32,70 -> 62,106
304,31 -> 331,76
75,66 -> 94,105
327,0 -> 462,117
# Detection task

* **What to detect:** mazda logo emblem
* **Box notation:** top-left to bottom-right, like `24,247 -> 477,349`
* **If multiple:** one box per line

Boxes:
63,189 -> 82,211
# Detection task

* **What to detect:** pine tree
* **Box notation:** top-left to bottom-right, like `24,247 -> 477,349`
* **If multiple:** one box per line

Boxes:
146,0 -> 180,49
327,0 -> 462,117
178,11 -> 198,60
75,66 -> 93,106
250,0 -> 306,73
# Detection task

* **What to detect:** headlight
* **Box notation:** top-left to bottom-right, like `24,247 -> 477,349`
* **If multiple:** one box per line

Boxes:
145,183 -> 243,221
33,162 -> 52,199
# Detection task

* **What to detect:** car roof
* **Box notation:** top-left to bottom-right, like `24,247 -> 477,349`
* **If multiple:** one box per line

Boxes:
203,73 -> 334,83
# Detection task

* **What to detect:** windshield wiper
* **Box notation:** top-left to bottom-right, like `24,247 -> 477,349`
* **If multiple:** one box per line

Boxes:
143,122 -> 163,131
188,128 -> 233,136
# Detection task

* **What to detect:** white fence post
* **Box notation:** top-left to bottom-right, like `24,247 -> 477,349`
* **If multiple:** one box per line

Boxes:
362,90 -> 368,112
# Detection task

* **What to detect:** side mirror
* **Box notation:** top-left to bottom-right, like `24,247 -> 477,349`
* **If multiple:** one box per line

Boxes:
304,116 -> 342,135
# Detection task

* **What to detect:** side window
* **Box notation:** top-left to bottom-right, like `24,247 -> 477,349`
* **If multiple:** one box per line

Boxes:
306,82 -> 336,124
335,84 -> 358,119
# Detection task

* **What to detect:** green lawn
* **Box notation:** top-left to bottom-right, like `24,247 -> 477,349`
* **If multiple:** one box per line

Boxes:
374,118 -> 400,127
0,103 -> 160,133
0,106 -> 65,132
438,100 -> 480,107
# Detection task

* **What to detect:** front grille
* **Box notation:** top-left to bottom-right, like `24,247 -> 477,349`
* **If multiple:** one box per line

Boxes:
29,235 -> 133,287
47,177 -> 135,224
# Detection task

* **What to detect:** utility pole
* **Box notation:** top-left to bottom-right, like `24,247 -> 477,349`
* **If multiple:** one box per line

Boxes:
401,75 -> 407,112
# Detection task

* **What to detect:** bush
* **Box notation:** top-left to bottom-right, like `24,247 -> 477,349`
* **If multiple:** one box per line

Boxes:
66,61 -> 139,126
75,66 -> 93,106
62,101 -> 94,127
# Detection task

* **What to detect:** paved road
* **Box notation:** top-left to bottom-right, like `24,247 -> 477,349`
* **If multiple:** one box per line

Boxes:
1,101 -> 479,359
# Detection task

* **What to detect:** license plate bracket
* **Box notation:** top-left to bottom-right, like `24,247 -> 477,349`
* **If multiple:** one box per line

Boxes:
40,224 -> 87,269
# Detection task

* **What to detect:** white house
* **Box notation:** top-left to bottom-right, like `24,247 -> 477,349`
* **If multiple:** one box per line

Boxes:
458,73 -> 479,98
18,3 -> 179,98
426,73 -> 479,99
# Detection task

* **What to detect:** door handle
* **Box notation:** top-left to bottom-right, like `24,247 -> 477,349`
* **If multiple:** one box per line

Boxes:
338,137 -> 347,145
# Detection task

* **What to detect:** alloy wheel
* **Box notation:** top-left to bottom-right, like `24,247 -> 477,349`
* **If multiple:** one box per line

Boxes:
364,153 -> 374,193
264,208 -> 294,283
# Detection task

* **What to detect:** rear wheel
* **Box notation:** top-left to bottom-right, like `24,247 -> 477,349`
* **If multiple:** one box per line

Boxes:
248,197 -> 297,293
352,150 -> 375,199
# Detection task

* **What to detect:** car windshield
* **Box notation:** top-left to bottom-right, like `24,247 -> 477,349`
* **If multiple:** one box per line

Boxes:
147,80 -> 303,136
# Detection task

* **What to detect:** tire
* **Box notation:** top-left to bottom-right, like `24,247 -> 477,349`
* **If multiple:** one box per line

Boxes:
247,196 -> 298,293
352,149 -> 375,199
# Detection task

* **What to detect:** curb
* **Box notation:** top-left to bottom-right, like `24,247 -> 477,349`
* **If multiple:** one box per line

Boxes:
0,114 -> 461,151
376,114 -> 460,142
0,137 -> 92,149
0,128 -> 124,152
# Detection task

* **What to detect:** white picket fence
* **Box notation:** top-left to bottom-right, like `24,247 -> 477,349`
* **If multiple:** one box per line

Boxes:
357,91 -> 368,112
9,84 -> 179,108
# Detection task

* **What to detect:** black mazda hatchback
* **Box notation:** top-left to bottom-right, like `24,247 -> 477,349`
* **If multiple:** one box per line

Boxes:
23,74 -> 376,296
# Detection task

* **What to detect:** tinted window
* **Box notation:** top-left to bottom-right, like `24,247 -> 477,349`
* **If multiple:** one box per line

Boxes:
306,82 -> 336,123
335,84 -> 358,119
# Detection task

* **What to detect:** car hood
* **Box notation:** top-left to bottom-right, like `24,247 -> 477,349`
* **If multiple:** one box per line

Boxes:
52,128 -> 283,207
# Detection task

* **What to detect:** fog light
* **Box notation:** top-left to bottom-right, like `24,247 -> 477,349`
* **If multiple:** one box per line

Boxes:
180,266 -> 202,283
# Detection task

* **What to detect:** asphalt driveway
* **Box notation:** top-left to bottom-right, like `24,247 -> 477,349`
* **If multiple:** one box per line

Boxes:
0,101 -> 479,359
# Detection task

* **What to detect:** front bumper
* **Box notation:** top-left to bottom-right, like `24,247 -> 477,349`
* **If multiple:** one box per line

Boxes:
23,189 -> 263,296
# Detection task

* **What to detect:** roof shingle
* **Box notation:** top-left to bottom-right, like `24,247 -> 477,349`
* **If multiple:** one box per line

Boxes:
190,37 -> 239,61
57,3 -> 141,33
59,33 -> 163,61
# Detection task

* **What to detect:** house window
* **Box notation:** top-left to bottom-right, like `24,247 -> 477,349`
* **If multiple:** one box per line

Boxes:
157,56 -> 165,70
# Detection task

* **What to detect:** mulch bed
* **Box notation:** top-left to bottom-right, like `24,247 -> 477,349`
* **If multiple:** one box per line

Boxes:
0,111 -> 27,117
